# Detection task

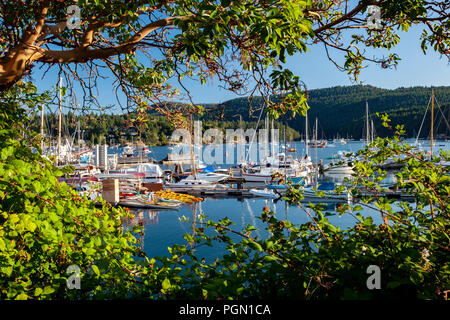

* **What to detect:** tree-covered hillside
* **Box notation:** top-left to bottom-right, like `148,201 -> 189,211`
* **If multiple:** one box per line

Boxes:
201,85 -> 450,140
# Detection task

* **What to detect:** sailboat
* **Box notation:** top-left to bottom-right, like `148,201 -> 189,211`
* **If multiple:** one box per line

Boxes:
241,118 -> 310,183
308,117 -> 327,148
323,100 -> 378,176
363,100 -> 376,146
413,89 -> 448,155
168,116 -> 219,188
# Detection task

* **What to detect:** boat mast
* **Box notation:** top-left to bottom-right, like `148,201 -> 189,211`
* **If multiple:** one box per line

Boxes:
284,123 -> 287,181
305,110 -> 309,156
431,89 -> 434,155
78,119 -> 81,165
315,117 -> 318,167
189,114 -> 197,179
265,116 -> 269,161
57,76 -> 62,165
239,114 -> 244,163
271,118 -> 275,158
371,119 -> 374,144
366,100 -> 370,146
40,104 -> 45,151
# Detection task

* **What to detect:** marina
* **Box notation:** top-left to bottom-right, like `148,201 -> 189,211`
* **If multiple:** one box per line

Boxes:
58,137 -> 446,210
41,85 -> 448,211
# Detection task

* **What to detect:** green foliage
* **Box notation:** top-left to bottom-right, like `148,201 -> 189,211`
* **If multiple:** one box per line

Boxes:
0,83 -> 150,299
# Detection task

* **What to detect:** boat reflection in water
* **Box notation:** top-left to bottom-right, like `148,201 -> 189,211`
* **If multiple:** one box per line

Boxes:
124,210 -> 159,227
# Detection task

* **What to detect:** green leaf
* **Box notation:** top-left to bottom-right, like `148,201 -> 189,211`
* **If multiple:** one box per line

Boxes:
92,265 -> 100,276
43,286 -> 55,295
34,288 -> 43,296
15,293 -> 28,300
162,278 -> 171,291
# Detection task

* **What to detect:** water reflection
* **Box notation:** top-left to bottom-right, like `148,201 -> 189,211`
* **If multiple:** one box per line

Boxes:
125,210 -> 159,226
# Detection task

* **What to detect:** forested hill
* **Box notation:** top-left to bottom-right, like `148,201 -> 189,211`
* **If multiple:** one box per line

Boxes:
200,85 -> 450,139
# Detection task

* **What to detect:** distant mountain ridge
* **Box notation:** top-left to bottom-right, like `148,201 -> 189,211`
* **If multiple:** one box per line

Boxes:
199,85 -> 450,139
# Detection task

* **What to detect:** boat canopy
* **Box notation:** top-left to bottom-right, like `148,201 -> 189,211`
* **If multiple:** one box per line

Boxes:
202,165 -> 215,173
317,182 -> 335,191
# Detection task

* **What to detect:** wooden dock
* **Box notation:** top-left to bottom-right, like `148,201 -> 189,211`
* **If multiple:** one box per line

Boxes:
165,187 -> 259,198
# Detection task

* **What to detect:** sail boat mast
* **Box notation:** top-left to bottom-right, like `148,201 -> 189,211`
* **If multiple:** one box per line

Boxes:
305,111 -> 309,156
189,114 -> 197,179
366,100 -> 370,146
78,120 -> 81,165
40,104 -> 45,151
283,123 -> 287,181
431,89 -> 434,155
57,76 -> 62,165
315,117 -> 318,167
271,118 -> 275,158
371,119 -> 374,144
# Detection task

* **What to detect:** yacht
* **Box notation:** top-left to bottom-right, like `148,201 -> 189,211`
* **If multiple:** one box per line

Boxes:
323,150 -> 355,175
242,153 -> 310,183
165,179 -> 217,189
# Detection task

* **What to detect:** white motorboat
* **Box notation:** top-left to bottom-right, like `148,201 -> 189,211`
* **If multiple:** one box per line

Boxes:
165,179 -> 217,189
242,169 -> 282,183
301,182 -> 352,204
323,164 -> 355,175
184,172 -> 229,183
120,163 -> 164,183
323,150 -> 355,175
249,188 -> 279,199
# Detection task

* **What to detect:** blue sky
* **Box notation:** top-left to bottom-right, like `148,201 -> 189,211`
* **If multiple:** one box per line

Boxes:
32,25 -> 449,113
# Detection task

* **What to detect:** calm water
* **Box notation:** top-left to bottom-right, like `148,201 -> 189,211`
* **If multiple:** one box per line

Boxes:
122,139 -> 449,260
